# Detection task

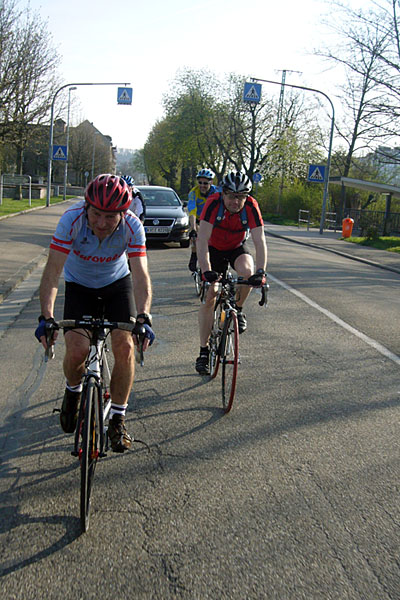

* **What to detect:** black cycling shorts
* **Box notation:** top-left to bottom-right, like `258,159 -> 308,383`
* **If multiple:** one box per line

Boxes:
63,274 -> 135,323
208,243 -> 251,275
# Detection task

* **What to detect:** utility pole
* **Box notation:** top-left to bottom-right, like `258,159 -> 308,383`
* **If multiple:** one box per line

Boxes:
276,69 -> 302,213
251,76 -> 335,235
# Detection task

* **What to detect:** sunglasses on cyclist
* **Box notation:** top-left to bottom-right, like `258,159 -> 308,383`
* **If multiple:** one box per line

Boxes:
225,192 -> 248,200
198,180 -> 211,185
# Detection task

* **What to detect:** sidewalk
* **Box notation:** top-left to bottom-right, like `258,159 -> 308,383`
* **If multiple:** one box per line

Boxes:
0,200 -> 75,303
265,223 -> 400,275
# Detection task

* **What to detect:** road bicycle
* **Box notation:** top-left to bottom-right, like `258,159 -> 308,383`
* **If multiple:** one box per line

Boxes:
46,316 -> 143,533
202,273 -> 268,413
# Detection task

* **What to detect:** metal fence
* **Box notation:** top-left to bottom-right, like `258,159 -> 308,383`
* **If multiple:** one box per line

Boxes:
346,209 -> 400,236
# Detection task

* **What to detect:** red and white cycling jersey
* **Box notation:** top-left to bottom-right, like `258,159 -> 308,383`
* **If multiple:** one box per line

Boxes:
50,200 -> 146,288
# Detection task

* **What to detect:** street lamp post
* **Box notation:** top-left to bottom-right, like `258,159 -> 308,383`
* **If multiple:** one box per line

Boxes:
46,81 -> 130,207
250,77 -> 335,235
63,86 -> 77,201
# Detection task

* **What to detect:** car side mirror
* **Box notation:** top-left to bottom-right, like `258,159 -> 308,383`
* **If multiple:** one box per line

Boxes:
182,200 -> 188,208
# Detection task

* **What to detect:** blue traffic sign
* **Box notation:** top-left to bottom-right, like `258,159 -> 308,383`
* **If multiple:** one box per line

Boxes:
307,164 -> 326,182
253,172 -> 262,183
53,145 -> 67,161
117,87 -> 133,105
243,82 -> 262,104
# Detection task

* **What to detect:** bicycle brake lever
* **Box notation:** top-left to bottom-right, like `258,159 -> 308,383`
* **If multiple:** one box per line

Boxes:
45,345 -> 55,362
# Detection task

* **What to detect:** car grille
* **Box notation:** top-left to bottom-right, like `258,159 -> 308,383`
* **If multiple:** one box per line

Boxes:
144,218 -> 174,227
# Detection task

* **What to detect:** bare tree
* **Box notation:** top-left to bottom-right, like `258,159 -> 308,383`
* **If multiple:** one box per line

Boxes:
0,0 -> 60,181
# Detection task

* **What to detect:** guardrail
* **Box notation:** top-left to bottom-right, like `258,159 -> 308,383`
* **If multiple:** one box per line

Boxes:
298,209 -> 311,230
324,211 -> 337,232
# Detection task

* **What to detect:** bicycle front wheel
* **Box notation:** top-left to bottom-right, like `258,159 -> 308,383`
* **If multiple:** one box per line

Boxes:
193,269 -> 202,297
80,377 -> 99,533
221,312 -> 239,413
209,302 -> 224,379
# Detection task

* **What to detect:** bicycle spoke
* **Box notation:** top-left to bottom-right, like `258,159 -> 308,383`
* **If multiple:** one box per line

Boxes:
221,312 -> 239,413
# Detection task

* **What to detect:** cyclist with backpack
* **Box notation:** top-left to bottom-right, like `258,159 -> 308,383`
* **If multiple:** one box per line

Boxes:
187,168 -> 218,272
195,171 -> 267,375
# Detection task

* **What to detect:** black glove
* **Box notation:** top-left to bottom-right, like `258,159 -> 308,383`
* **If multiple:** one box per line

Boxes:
247,269 -> 267,288
35,316 -> 57,342
136,312 -> 152,327
189,230 -> 197,239
202,270 -> 219,283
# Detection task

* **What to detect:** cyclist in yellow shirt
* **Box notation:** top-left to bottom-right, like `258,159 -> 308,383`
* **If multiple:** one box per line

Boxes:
187,168 -> 219,272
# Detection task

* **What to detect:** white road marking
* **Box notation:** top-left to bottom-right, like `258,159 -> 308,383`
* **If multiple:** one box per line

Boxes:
269,273 -> 400,367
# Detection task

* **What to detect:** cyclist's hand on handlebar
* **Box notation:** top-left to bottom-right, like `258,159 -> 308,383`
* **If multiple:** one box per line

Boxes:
35,316 -> 58,349
133,322 -> 155,351
202,270 -> 219,283
247,269 -> 267,288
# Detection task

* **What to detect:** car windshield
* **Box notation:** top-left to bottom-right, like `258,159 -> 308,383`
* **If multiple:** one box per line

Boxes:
139,189 -> 180,207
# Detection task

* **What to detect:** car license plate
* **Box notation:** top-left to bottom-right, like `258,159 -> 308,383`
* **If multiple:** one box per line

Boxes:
145,226 -> 170,234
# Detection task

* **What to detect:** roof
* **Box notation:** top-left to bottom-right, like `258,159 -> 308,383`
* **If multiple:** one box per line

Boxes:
329,176 -> 400,199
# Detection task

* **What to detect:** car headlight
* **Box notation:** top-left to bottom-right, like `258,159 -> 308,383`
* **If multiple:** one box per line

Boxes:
176,215 -> 189,226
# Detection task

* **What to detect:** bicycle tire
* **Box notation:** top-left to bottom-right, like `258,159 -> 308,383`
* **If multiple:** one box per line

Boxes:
80,377 -> 99,533
221,311 -> 239,413
193,269 -> 202,297
209,302 -> 225,379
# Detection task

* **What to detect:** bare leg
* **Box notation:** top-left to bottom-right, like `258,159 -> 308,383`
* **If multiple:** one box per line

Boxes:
63,330 -> 89,386
110,329 -> 135,406
234,254 -> 254,308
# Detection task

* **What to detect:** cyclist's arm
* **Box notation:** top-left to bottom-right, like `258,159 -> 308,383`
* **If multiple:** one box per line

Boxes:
39,248 -> 67,319
250,225 -> 267,272
196,220 -> 214,273
129,255 -> 152,315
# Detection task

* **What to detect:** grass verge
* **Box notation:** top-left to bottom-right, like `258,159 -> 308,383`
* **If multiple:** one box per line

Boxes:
345,236 -> 400,253
0,196 -> 76,217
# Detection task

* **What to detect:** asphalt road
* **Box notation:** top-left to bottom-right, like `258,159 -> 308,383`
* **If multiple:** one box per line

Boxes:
1,235 -> 400,599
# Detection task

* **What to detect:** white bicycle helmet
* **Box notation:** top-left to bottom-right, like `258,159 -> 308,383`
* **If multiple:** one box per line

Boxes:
196,168 -> 215,180
222,171 -> 252,194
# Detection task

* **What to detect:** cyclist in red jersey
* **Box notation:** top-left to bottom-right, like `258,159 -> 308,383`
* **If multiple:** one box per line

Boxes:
195,171 -> 267,375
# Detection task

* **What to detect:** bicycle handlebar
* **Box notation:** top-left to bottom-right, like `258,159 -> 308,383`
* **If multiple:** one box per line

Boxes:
201,276 -> 269,307
43,318 -> 145,361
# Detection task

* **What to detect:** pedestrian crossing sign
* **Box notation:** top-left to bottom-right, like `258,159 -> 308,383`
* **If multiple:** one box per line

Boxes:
243,82 -> 262,104
117,87 -> 133,105
52,145 -> 67,161
307,164 -> 326,182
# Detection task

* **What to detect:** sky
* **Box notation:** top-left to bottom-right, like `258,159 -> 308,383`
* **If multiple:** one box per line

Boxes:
27,0 -> 362,151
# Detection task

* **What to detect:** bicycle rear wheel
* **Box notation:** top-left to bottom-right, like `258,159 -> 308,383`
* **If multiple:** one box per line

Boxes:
221,312 -> 239,413
80,377 -> 100,533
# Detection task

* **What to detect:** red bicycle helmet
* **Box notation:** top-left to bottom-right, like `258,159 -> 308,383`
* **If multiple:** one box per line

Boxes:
85,174 -> 132,212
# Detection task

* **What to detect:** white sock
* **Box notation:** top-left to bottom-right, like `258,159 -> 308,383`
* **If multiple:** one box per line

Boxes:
110,403 -> 128,419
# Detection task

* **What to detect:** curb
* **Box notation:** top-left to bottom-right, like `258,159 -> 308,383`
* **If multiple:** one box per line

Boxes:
265,229 -> 400,276
0,249 -> 48,304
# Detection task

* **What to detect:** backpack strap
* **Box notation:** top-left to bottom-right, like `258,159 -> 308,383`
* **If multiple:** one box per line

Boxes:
213,193 -> 249,231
